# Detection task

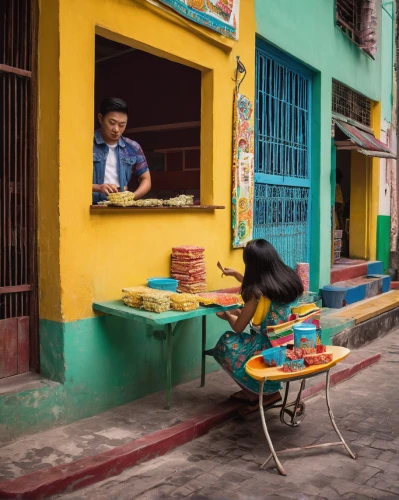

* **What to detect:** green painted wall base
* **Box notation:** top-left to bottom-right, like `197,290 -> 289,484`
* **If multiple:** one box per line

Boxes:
320,315 -> 355,345
377,215 -> 391,273
0,314 -> 224,441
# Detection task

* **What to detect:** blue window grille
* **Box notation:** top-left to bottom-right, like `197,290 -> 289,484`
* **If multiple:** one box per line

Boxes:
254,42 -> 312,269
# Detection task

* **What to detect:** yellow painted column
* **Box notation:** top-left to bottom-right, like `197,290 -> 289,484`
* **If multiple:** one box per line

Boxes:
37,0 -> 63,322
350,151 -> 369,259
369,101 -> 381,261
349,102 -> 381,261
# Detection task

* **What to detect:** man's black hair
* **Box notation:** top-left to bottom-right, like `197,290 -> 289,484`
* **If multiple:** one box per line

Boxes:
241,239 -> 304,304
100,97 -> 129,117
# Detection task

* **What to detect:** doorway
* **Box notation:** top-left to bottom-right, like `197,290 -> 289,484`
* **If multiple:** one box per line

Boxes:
254,41 -> 312,269
335,150 -> 351,258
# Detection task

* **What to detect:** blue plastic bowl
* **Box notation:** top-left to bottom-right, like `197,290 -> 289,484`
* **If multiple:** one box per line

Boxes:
147,277 -> 178,292
262,346 -> 287,367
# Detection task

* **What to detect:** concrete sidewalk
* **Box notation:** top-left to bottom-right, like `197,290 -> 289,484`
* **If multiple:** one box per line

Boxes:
0,340 -> 382,498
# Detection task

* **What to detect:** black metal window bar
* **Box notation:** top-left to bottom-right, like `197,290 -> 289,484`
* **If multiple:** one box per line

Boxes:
336,0 -> 377,57
336,0 -> 361,44
0,0 -> 38,372
332,80 -> 371,127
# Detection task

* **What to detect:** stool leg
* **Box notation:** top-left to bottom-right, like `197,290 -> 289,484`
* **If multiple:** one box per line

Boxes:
258,380 -> 287,475
325,370 -> 356,459
201,316 -> 206,387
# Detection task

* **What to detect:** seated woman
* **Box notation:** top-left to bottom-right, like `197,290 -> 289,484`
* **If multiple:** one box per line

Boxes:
213,239 -> 304,415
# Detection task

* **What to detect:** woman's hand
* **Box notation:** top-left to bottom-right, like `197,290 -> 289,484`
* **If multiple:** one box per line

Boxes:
216,311 -> 229,321
93,183 -> 119,195
222,267 -> 244,283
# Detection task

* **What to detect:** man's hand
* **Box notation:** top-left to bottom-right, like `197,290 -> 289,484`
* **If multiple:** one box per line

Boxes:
93,184 -> 119,196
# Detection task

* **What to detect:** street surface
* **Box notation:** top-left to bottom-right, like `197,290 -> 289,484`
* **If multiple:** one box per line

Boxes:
54,330 -> 399,500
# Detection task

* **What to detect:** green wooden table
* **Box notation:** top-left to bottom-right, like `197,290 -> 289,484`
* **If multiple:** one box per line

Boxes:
92,300 -> 239,409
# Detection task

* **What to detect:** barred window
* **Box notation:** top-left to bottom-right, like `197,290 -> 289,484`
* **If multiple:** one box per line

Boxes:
336,0 -> 377,57
332,80 -> 371,127
336,0 -> 360,43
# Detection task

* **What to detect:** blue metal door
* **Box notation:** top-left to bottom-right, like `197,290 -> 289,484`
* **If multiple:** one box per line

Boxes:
254,42 -> 312,268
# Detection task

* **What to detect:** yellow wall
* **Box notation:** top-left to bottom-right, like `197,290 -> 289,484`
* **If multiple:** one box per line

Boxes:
349,102 -> 381,261
350,152 -> 369,259
38,0 -> 255,322
37,0 -> 62,321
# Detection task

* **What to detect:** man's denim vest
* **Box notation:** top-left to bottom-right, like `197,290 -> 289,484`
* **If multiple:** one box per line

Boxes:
92,130 -> 138,204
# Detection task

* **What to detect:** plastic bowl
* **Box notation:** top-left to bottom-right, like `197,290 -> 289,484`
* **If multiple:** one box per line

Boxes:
147,277 -> 178,292
262,346 -> 287,367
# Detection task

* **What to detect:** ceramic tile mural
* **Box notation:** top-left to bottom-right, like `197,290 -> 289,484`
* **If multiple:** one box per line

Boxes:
159,0 -> 239,40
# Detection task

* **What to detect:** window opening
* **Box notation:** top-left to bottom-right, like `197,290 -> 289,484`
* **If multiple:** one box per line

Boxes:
94,35 -> 201,202
332,80 -> 371,127
335,0 -> 377,57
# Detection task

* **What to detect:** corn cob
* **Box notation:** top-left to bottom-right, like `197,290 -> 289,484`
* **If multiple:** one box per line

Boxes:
164,195 -> 194,207
107,191 -> 135,207
131,199 -> 163,207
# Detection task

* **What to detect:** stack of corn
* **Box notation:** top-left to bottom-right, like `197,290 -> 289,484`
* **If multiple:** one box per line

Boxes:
107,191 -> 135,207
131,199 -> 163,207
122,286 -> 152,308
170,293 -> 199,312
163,195 -> 194,207
142,290 -> 173,313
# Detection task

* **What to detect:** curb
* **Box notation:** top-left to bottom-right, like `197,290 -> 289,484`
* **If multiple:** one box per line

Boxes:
0,353 -> 381,499
302,353 -> 381,400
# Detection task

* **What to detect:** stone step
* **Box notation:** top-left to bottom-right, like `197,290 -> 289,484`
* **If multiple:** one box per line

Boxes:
322,273 -> 391,308
331,259 -> 384,284
320,290 -> 399,347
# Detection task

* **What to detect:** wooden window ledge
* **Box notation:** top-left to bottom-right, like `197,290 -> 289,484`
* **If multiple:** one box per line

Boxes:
90,204 -> 225,213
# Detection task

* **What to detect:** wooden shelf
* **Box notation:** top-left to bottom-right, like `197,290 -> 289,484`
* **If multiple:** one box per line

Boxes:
90,204 -> 225,213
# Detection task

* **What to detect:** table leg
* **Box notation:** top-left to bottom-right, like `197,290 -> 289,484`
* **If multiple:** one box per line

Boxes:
325,370 -> 356,459
201,316 -> 206,387
166,324 -> 173,410
258,379 -> 287,476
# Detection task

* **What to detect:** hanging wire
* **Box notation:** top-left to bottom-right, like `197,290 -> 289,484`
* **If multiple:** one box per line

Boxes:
234,56 -> 246,92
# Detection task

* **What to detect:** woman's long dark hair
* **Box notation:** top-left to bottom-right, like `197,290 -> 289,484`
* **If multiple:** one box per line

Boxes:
241,239 -> 304,304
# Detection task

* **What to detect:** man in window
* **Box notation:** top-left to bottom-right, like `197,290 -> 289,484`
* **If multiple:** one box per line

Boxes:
92,97 -> 151,204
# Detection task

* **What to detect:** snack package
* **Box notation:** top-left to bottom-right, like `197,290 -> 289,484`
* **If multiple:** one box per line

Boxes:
303,353 -> 333,366
170,293 -> 199,312
278,359 -> 305,373
286,345 -> 303,360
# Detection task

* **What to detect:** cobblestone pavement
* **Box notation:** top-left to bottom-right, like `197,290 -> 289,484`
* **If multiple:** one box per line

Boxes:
54,330 -> 399,500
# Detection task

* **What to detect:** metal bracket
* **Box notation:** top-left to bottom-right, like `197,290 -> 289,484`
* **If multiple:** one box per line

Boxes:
152,329 -> 166,341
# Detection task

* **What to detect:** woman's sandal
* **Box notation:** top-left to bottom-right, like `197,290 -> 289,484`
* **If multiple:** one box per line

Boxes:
230,391 -> 252,402
237,394 -> 282,417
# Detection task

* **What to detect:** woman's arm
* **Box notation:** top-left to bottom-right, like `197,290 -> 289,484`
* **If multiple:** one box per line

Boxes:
222,267 -> 244,283
223,297 -> 258,333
